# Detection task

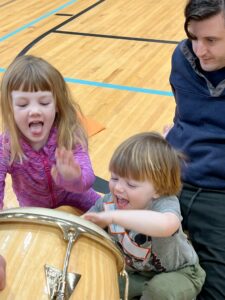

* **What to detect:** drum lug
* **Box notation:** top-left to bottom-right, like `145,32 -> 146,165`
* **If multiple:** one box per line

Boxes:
45,265 -> 81,300
45,229 -> 81,299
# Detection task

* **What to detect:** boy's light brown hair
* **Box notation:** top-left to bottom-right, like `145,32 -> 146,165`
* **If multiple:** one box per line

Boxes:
109,132 -> 183,196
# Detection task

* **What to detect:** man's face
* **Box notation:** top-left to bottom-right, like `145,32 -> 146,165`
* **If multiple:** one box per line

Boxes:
188,12 -> 225,71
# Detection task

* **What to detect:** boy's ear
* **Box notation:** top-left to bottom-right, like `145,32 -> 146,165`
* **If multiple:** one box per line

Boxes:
153,191 -> 160,199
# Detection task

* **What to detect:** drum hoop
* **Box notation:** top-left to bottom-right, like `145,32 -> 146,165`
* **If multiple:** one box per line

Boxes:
0,207 -> 125,273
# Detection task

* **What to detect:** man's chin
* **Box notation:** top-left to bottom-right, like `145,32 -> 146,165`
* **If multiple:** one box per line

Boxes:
200,61 -> 220,72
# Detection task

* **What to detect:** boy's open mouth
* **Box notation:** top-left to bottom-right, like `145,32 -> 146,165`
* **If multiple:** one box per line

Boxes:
116,196 -> 129,209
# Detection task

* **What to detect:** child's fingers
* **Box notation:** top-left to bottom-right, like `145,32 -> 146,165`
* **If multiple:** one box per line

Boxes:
83,213 -> 94,220
55,147 -> 62,160
51,165 -> 58,180
84,213 -> 99,223
56,148 -> 74,166
67,150 -> 75,165
54,148 -> 81,180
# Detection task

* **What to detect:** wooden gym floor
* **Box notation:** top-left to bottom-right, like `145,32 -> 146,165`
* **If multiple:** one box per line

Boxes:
0,0 -> 186,208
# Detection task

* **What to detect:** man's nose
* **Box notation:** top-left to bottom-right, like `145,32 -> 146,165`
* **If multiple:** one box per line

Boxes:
194,40 -> 207,57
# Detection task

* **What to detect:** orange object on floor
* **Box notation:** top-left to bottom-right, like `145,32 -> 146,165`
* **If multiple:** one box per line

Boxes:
81,115 -> 105,137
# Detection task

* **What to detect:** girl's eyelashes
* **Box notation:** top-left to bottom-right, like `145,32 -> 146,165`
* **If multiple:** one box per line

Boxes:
40,102 -> 50,106
15,100 -> 51,107
39,97 -> 54,105
16,103 -> 27,108
110,176 -> 118,181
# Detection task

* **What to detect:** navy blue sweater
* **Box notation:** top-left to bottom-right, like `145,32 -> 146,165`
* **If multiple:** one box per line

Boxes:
166,39 -> 225,189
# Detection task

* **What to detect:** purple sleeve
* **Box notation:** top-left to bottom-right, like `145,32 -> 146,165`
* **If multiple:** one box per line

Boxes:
0,135 -> 9,209
54,144 -> 96,193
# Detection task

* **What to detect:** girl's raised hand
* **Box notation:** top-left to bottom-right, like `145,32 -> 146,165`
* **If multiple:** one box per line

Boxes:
51,147 -> 81,181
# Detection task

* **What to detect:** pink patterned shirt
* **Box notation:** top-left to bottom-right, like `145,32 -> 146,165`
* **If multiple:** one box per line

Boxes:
0,128 -> 100,211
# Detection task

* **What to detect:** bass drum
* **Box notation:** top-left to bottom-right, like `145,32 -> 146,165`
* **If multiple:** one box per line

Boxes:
0,206 -> 126,300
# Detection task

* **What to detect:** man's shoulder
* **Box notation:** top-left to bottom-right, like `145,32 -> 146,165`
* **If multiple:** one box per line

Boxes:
171,39 -> 197,75
173,39 -> 191,57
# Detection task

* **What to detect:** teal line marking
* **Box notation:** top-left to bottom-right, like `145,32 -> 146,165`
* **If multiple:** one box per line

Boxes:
65,77 -> 173,96
0,0 -> 78,42
0,68 -> 172,96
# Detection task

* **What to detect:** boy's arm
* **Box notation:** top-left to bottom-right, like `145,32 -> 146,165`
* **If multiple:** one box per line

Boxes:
84,209 -> 180,237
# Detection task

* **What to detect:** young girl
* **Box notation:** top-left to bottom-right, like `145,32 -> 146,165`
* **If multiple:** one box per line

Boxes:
84,132 -> 206,300
0,55 -> 100,211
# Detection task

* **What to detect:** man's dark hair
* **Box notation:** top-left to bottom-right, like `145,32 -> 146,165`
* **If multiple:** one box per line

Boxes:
184,0 -> 225,37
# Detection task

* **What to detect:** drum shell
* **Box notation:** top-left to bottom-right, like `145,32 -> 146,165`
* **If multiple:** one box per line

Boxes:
0,208 -> 122,300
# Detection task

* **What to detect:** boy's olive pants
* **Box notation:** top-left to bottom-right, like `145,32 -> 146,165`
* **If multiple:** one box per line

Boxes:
119,263 -> 205,300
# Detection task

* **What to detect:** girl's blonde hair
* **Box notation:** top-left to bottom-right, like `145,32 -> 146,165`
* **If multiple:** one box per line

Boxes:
109,132 -> 183,196
0,55 -> 87,163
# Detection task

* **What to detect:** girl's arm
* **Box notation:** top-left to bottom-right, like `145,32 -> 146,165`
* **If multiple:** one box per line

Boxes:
51,144 -> 95,193
84,209 -> 180,237
0,135 -> 9,209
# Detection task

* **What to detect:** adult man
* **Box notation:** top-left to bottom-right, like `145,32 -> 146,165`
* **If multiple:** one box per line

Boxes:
166,0 -> 225,299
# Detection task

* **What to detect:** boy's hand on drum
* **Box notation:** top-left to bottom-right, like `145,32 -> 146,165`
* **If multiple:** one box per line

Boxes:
84,212 -> 113,228
51,147 -> 81,181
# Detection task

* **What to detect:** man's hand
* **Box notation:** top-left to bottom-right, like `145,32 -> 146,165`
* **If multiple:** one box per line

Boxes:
163,124 -> 173,137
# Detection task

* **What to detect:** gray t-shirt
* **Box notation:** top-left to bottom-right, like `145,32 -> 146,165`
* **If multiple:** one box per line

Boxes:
88,193 -> 198,273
